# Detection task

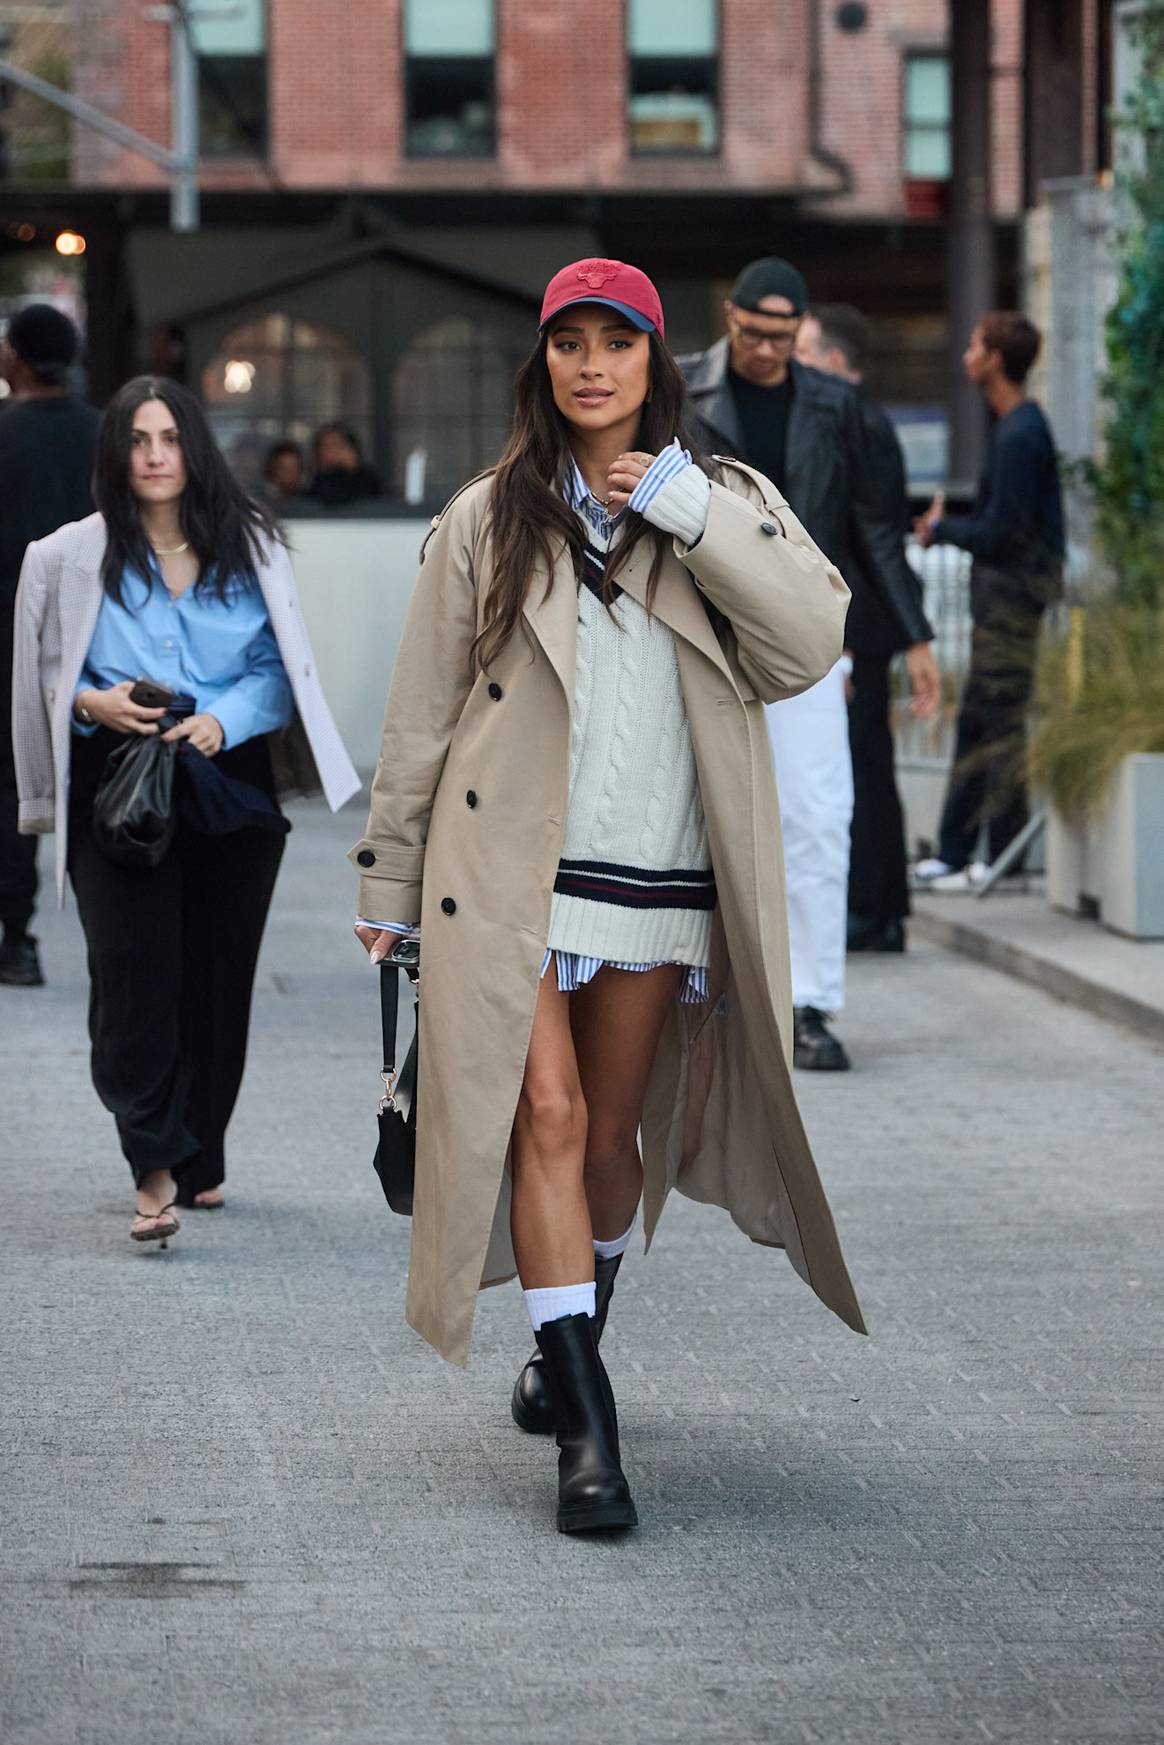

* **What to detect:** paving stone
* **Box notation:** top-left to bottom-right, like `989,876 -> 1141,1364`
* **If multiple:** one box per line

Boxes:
2,799 -> 1162,1745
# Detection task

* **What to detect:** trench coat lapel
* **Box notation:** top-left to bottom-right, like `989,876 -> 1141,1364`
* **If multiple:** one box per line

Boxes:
617,538 -> 737,690
521,524 -> 738,696
520,543 -> 578,705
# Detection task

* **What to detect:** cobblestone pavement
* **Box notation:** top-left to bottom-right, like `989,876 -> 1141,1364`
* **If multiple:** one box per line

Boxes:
3,801 -> 1162,1745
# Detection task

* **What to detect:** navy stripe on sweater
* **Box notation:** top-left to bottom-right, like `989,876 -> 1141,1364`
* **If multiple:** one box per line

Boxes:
580,541 -> 624,602
554,858 -> 717,911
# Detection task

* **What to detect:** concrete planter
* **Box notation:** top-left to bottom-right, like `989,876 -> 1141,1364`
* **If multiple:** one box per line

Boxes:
1047,752 -> 1164,938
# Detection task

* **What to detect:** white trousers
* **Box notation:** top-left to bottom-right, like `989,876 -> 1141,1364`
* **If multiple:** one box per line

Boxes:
765,659 -> 854,1014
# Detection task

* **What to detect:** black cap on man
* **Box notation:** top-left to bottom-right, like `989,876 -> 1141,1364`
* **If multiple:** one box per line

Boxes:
6,304 -> 80,387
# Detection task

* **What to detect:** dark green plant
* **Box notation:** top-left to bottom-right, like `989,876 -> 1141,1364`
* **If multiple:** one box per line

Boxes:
1090,6 -> 1164,608
1031,605 -> 1164,817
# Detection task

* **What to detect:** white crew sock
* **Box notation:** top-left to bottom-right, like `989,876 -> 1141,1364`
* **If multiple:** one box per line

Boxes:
523,1281 -> 596,1332
593,1213 -> 638,1262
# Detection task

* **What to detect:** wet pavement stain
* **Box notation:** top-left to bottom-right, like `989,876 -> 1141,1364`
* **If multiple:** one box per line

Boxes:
68,1562 -> 246,1598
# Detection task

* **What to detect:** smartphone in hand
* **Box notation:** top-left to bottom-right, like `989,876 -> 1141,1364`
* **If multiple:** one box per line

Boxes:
129,677 -> 177,711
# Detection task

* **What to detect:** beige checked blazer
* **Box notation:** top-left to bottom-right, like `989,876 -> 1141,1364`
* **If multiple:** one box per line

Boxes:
11,511 -> 361,903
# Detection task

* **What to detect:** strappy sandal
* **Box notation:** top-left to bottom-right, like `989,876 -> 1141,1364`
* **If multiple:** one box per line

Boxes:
130,1202 -> 180,1249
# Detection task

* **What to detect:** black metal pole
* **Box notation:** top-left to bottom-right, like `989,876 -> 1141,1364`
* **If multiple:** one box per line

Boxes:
946,0 -> 996,490
84,225 -> 136,407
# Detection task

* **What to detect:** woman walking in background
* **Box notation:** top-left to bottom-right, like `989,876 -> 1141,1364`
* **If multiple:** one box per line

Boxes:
12,378 -> 358,1247
353,260 -> 865,1535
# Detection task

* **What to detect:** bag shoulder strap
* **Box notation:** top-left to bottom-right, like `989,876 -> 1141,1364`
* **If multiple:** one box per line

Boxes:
379,963 -> 400,1075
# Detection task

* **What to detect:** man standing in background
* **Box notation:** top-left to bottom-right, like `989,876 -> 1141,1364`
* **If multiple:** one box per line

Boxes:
795,304 -> 939,953
913,313 -> 1064,889
681,260 -> 937,1070
0,305 -> 100,987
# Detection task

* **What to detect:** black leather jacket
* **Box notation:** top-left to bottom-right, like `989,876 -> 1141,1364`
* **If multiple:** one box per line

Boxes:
844,390 -> 935,658
679,340 -> 933,653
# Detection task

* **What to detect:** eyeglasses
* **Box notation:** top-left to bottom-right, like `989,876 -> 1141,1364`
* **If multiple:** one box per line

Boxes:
730,317 -> 799,350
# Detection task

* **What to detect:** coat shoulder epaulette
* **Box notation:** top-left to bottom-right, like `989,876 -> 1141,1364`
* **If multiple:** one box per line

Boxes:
420,469 -> 497,561
709,455 -> 788,512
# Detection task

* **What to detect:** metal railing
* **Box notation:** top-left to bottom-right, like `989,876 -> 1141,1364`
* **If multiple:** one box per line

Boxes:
891,540 -> 973,771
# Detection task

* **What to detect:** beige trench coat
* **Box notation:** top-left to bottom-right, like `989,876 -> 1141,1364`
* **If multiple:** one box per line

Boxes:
351,459 -> 867,1365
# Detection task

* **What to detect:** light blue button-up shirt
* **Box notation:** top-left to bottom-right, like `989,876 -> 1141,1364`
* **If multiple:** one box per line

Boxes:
76,562 -> 294,749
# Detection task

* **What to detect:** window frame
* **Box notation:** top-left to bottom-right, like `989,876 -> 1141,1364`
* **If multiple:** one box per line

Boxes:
626,0 -> 722,160
901,48 -> 952,183
401,0 -> 498,161
194,0 -> 269,162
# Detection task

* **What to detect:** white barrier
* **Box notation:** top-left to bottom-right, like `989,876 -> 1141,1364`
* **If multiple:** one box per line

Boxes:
284,517 -> 430,776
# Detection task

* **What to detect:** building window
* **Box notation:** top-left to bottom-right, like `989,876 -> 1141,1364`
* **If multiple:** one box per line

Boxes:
191,0 -> 268,157
628,0 -> 718,155
392,317 -> 525,504
405,0 -> 495,158
903,52 -> 951,179
201,314 -> 373,489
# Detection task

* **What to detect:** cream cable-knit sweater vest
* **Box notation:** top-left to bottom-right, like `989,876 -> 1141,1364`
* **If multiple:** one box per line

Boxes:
545,515 -> 715,969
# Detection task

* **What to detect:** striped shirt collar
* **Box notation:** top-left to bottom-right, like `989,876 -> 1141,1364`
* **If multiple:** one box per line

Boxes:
564,457 -> 623,543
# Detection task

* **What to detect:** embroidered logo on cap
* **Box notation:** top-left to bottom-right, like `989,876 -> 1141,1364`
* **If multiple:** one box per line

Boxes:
575,260 -> 619,290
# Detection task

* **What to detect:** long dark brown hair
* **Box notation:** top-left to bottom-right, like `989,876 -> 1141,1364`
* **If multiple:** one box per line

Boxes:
94,376 -> 283,605
477,328 -> 713,672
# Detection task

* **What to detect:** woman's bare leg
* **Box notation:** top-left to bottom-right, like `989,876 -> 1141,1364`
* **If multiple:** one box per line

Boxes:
510,974 -> 593,1288
569,965 -> 684,1241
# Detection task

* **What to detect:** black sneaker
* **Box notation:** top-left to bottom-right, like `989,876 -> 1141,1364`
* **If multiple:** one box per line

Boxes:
0,935 -> 45,987
793,1006 -> 850,1071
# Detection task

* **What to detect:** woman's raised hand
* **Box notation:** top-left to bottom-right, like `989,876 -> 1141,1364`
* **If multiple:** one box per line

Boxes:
75,681 -> 166,736
606,451 -> 656,512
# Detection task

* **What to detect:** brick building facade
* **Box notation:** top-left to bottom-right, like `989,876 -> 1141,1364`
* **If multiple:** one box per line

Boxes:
2,1 -> 1109,499
67,0 -> 1023,216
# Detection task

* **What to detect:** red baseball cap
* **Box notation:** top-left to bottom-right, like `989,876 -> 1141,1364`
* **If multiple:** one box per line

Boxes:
540,258 -> 665,339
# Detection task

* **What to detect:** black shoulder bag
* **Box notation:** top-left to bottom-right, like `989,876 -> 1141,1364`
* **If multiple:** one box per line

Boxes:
372,956 -> 419,1216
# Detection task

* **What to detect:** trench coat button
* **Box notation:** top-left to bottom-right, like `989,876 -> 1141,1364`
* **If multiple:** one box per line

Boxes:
466,790 -> 478,808
356,849 -> 375,867
759,521 -> 778,536
488,682 -> 503,700
441,897 -> 457,915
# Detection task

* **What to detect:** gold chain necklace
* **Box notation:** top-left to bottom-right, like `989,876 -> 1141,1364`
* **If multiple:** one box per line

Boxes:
151,540 -> 190,555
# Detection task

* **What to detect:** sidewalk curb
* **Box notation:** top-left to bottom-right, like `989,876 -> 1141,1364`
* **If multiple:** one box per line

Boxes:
910,908 -> 1164,1048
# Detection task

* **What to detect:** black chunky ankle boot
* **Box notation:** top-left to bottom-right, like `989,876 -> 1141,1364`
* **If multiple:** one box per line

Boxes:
511,1252 -> 622,1434
534,1312 -> 637,1534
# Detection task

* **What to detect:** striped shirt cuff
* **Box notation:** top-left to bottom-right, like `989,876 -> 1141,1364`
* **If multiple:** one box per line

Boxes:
630,443 -> 711,546
355,919 -> 412,933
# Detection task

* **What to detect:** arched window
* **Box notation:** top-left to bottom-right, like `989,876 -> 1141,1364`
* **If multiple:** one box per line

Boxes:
201,314 -> 372,489
391,316 -> 525,505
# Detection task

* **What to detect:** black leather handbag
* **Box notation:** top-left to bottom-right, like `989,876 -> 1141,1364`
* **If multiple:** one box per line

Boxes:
91,733 -> 179,868
372,957 -> 418,1216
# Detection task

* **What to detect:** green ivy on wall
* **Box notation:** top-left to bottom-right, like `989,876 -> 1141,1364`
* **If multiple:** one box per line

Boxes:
1093,5 -> 1164,608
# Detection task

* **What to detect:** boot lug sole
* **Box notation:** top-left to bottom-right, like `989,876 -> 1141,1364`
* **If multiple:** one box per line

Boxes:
557,1499 -> 638,1534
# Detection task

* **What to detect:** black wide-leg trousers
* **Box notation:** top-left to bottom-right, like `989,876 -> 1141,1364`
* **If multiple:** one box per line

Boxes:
68,734 -> 284,1195
847,655 -> 910,927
